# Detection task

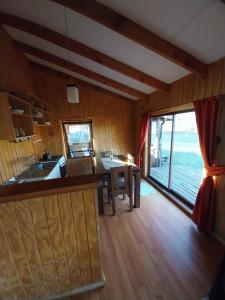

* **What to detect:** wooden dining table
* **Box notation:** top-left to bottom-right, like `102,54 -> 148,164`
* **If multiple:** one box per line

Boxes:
92,155 -> 141,214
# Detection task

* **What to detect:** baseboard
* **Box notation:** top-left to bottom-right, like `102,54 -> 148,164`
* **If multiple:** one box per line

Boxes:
29,276 -> 105,300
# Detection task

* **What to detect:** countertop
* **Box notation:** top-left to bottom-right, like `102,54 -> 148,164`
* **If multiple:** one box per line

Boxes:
3,155 -> 65,185
0,174 -> 102,203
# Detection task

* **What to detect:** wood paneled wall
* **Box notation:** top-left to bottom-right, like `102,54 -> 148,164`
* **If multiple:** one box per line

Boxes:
140,58 -> 225,113
0,24 -> 137,181
0,25 -> 34,95
0,25 -> 137,182
32,66 -> 138,159
0,131 -> 51,185
139,58 -> 225,241
0,186 -> 102,300
33,126 -> 62,157
0,26 -> 48,183
0,140 -> 33,184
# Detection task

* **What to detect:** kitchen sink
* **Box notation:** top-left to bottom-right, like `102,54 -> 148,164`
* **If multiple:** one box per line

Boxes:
3,156 -> 64,185
16,162 -> 57,181
1,162 -> 58,184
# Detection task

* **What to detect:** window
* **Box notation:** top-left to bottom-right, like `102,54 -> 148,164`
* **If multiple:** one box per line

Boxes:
148,111 -> 203,207
62,121 -> 93,158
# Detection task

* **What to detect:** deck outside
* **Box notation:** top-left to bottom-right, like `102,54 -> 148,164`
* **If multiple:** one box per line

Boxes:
150,165 -> 202,204
149,111 -> 203,205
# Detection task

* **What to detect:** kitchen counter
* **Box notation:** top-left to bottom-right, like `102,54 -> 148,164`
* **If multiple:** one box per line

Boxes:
0,174 -> 102,202
0,174 -> 104,299
16,161 -> 57,181
3,155 -> 65,185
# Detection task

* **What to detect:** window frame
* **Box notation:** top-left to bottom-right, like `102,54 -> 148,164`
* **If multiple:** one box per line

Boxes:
62,120 -> 94,159
147,108 -> 201,209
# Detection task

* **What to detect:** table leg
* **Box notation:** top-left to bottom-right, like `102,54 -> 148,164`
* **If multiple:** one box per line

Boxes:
97,186 -> 104,215
134,170 -> 141,208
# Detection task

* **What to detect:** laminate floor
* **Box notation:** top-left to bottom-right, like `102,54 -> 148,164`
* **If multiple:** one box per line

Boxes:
66,180 -> 224,300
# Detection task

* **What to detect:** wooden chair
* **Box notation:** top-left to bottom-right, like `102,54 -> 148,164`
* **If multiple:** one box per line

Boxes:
100,151 -> 111,196
109,165 -> 133,215
66,157 -> 93,176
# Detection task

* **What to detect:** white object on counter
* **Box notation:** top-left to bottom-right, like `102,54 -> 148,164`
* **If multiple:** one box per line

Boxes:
45,162 -> 61,180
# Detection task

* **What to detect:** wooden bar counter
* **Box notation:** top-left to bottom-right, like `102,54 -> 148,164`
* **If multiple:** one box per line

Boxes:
0,175 -> 104,300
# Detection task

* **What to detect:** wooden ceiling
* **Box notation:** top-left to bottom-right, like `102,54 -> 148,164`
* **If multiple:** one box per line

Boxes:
52,0 -> 208,76
0,0 -> 225,101
14,42 -> 148,100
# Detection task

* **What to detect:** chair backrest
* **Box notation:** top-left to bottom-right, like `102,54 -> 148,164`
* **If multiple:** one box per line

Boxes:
110,166 -> 133,196
66,157 -> 93,176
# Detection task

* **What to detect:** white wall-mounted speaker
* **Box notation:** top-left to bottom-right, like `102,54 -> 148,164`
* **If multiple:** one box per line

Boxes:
66,85 -> 79,103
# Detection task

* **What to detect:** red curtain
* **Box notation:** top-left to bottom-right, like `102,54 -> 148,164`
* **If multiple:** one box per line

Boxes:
192,97 -> 225,233
137,113 -> 150,167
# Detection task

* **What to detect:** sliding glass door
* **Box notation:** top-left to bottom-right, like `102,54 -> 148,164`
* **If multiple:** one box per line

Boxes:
149,115 -> 173,188
148,111 -> 203,207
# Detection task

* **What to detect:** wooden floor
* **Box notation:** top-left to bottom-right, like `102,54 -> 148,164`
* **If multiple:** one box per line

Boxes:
64,181 -> 224,300
150,165 -> 202,204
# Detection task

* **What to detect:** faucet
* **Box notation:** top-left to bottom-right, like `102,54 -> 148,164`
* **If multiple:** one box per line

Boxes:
23,154 -> 38,168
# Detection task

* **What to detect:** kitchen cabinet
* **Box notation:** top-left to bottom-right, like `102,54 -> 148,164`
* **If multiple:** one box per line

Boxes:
29,93 -> 52,126
0,92 -> 52,142
0,92 -> 34,141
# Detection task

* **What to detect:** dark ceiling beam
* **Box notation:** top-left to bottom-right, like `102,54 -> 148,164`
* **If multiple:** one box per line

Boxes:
0,13 -> 169,92
14,41 -> 147,100
52,0 -> 208,77
30,62 -> 137,105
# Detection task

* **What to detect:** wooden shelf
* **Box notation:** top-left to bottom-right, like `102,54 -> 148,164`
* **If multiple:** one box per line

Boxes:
0,92 -> 34,141
15,135 -> 34,143
29,93 -> 52,126
31,106 -> 42,111
44,111 -> 51,114
11,112 -> 32,118
7,93 -> 30,104
0,92 -> 52,142
34,123 -> 52,127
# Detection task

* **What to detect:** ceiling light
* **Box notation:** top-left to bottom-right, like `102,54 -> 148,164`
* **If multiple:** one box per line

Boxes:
66,84 -> 79,103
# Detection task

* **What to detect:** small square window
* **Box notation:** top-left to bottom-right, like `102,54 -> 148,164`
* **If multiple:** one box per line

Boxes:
62,121 -> 93,158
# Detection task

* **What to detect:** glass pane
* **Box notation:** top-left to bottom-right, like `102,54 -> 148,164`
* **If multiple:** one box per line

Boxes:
65,124 -> 91,144
149,115 -> 173,188
170,112 -> 203,205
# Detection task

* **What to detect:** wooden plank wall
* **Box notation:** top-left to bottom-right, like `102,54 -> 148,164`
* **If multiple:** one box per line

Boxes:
0,187 -> 102,300
0,127 -> 51,185
140,58 -> 225,113
139,58 -> 225,242
0,66 -> 137,184
0,25 -> 48,184
0,25 -> 34,96
0,24 -> 137,182
32,66 -> 138,160
0,140 -> 33,184
33,126 -> 62,157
